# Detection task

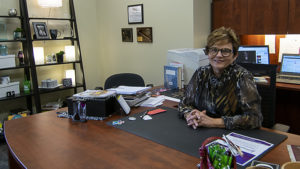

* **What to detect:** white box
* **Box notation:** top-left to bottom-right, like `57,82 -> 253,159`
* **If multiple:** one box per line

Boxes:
0,55 -> 16,69
0,82 -> 20,98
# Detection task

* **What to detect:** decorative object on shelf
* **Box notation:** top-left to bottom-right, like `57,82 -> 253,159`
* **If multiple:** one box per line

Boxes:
33,47 -> 45,65
23,80 -> 31,94
49,29 -> 61,39
32,22 -> 50,39
41,79 -> 58,88
65,46 -> 75,62
0,76 -> 10,84
8,8 -> 17,16
38,0 -> 62,8
136,27 -> 152,43
62,78 -> 72,87
17,50 -> 24,66
65,69 -> 75,86
0,22 -> 7,40
121,28 -> 133,42
46,53 -> 56,63
0,44 -> 8,56
13,27 -> 23,40
56,50 -> 64,63
0,81 -> 20,98
128,4 -> 144,24
0,54 -> 16,68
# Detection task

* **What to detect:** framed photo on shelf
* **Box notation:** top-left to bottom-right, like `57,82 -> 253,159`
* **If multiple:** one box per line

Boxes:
136,27 -> 152,43
121,28 -> 133,42
127,4 -> 144,24
32,22 -> 50,39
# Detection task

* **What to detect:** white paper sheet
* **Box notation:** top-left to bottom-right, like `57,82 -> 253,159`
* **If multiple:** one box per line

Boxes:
279,38 -> 300,62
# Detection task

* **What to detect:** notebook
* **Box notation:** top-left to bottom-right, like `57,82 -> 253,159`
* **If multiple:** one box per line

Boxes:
277,54 -> 300,84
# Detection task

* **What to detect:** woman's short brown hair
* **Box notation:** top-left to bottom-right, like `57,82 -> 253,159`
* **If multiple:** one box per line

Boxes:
205,27 -> 240,56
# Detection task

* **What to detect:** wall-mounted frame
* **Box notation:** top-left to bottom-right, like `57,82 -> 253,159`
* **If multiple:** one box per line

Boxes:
137,27 -> 152,43
32,22 -> 50,39
128,4 -> 144,24
121,28 -> 133,42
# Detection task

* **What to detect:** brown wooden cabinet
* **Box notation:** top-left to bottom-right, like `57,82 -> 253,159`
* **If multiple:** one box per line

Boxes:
212,0 -> 247,34
288,0 -> 300,33
212,0 -> 298,34
247,0 -> 288,34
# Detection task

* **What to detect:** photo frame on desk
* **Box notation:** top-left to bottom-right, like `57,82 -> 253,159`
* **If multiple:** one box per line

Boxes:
137,27 -> 152,43
32,22 -> 50,39
128,4 -> 144,24
121,28 -> 133,42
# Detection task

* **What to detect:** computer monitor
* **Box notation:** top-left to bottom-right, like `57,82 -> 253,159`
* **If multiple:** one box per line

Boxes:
238,45 -> 270,64
280,54 -> 300,75
166,48 -> 209,85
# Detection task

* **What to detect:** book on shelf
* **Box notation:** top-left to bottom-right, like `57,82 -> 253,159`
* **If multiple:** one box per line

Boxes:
169,62 -> 184,89
164,65 -> 182,90
287,145 -> 300,162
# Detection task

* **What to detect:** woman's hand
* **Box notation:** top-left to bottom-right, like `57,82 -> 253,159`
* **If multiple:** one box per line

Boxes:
185,109 -> 225,129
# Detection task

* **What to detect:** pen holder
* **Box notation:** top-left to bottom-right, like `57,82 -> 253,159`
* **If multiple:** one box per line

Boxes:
198,137 -> 237,169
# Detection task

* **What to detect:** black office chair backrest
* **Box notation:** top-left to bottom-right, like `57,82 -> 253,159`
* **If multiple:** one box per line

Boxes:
239,63 -> 277,128
104,73 -> 145,89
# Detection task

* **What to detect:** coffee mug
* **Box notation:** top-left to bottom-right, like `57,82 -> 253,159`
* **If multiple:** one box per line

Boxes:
50,29 -> 61,39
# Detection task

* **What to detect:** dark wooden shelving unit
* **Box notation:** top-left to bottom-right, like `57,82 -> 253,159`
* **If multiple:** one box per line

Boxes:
20,0 -> 86,113
0,0 -> 86,113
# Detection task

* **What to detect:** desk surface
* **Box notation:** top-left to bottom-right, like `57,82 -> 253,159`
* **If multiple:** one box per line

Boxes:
276,82 -> 300,91
4,100 -> 300,169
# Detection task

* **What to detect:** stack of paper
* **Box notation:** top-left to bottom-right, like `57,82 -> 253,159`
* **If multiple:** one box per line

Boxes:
140,96 -> 165,107
73,90 -> 116,99
107,86 -> 151,95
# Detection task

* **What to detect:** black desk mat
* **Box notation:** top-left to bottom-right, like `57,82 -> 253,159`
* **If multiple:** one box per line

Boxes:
107,106 -> 287,168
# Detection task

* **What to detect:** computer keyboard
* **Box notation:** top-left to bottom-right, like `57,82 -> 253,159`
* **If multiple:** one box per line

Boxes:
276,76 -> 300,84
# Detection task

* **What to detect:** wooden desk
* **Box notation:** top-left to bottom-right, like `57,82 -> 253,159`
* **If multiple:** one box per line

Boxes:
276,82 -> 300,92
275,82 -> 300,135
4,100 -> 300,169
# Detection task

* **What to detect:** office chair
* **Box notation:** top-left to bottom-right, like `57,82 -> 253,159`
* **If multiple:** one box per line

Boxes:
239,63 -> 278,128
104,73 -> 145,89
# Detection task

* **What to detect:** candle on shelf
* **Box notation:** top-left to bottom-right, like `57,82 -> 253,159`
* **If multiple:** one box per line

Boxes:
65,69 -> 75,86
65,46 -> 75,62
33,47 -> 44,65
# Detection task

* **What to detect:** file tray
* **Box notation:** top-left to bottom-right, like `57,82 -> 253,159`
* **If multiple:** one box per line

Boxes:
67,96 -> 117,120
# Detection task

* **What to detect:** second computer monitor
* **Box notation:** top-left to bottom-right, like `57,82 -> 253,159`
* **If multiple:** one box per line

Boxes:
237,45 -> 270,64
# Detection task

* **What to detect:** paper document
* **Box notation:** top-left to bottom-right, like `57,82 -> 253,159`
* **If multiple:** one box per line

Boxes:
162,95 -> 180,102
140,96 -> 165,107
226,132 -> 273,166
73,90 -> 116,99
107,86 -> 150,95
209,132 -> 273,166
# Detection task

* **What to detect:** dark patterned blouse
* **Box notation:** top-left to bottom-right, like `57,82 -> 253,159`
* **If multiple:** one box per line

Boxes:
178,63 -> 263,129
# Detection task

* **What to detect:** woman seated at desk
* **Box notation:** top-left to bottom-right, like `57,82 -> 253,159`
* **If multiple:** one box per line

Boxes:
178,27 -> 263,130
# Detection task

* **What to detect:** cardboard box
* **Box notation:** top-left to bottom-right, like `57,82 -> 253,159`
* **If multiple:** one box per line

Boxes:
0,82 -> 20,98
0,55 -> 16,69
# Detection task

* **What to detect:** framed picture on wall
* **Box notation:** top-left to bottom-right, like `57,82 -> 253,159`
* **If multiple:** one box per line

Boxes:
121,28 -> 133,42
128,4 -> 144,24
32,22 -> 50,39
136,27 -> 152,43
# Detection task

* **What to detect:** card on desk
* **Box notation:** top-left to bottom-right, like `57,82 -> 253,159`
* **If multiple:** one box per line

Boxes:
147,108 -> 166,115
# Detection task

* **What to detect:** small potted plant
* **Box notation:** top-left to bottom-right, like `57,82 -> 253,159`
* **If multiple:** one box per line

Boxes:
13,27 -> 23,40
56,51 -> 65,63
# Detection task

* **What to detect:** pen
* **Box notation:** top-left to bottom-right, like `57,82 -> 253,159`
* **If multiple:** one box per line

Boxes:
223,134 -> 244,157
140,110 -> 149,118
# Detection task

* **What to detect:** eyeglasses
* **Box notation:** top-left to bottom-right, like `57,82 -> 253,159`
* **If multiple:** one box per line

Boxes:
208,47 -> 233,57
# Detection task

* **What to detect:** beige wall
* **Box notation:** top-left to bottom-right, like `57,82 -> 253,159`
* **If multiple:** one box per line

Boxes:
95,0 -> 211,88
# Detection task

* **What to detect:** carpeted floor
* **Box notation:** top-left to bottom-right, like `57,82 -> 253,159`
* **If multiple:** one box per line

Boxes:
0,139 -> 8,169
